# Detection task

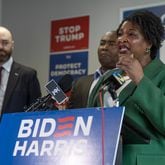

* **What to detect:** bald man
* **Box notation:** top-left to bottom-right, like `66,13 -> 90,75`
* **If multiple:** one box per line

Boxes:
69,31 -> 118,108
0,26 -> 41,115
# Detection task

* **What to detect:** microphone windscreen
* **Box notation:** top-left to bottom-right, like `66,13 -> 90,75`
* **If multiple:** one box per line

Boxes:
103,68 -> 125,90
58,74 -> 74,93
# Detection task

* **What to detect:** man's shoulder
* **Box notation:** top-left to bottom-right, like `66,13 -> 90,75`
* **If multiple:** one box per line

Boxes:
77,74 -> 94,81
13,61 -> 36,73
73,74 -> 94,86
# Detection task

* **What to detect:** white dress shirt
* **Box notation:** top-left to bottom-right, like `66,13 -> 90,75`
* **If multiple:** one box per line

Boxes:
0,57 -> 13,113
104,75 -> 131,107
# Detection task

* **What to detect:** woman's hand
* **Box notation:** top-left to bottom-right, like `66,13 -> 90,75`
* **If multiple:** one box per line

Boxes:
116,54 -> 144,85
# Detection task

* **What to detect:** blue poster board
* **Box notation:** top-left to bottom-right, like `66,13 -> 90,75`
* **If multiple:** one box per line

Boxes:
0,107 -> 124,165
49,51 -> 88,82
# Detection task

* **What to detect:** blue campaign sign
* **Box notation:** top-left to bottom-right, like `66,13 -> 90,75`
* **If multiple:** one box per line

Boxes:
0,107 -> 124,165
122,4 -> 165,20
49,51 -> 88,82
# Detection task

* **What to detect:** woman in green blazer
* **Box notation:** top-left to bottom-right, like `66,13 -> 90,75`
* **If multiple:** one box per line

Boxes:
88,10 -> 165,165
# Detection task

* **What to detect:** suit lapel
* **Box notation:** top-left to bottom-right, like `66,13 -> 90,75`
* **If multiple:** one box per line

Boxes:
87,69 -> 118,107
85,75 -> 94,95
82,75 -> 94,106
119,81 -> 136,105
2,62 -> 20,111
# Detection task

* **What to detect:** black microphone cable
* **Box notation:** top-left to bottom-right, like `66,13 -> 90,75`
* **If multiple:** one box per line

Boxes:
25,94 -> 52,112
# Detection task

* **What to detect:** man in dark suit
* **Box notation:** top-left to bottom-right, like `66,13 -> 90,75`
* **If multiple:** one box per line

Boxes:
69,31 -> 118,108
0,26 -> 41,115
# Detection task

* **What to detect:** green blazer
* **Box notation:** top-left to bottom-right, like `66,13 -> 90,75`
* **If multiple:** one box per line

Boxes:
88,59 -> 165,165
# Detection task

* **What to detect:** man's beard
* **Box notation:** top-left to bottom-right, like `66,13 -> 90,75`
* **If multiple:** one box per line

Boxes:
0,50 -> 12,64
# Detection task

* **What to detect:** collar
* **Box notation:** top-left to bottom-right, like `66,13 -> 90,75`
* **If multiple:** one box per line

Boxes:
2,56 -> 13,72
94,68 -> 119,80
94,68 -> 103,80
143,58 -> 164,79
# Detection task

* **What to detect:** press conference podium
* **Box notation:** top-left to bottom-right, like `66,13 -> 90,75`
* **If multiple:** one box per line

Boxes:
0,107 -> 150,165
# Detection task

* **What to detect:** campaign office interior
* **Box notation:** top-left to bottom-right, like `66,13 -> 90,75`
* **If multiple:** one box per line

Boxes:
1,0 -> 165,93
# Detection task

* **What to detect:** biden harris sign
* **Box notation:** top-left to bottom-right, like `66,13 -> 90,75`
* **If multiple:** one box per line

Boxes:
0,107 -> 124,165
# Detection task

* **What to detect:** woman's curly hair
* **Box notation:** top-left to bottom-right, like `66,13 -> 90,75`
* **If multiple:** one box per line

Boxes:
117,10 -> 165,59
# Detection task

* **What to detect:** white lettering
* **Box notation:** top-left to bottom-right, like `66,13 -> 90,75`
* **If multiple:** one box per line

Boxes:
32,119 -> 40,137
18,118 -> 56,138
52,87 -> 60,95
74,116 -> 93,136
18,120 -> 33,138
40,140 -> 54,156
26,141 -> 39,156
13,139 -> 88,156
13,141 -> 27,156
55,33 -> 84,43
54,140 -> 67,156
39,118 -> 56,137
58,25 -> 81,35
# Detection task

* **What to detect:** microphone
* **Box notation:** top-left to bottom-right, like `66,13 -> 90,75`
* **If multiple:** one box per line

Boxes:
101,68 -> 125,100
58,74 -> 73,93
25,78 -> 69,112
103,69 -> 125,90
45,79 -> 68,104
25,94 -> 53,112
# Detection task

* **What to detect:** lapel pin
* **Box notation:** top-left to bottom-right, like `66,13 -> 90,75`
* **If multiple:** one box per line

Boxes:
14,72 -> 19,76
